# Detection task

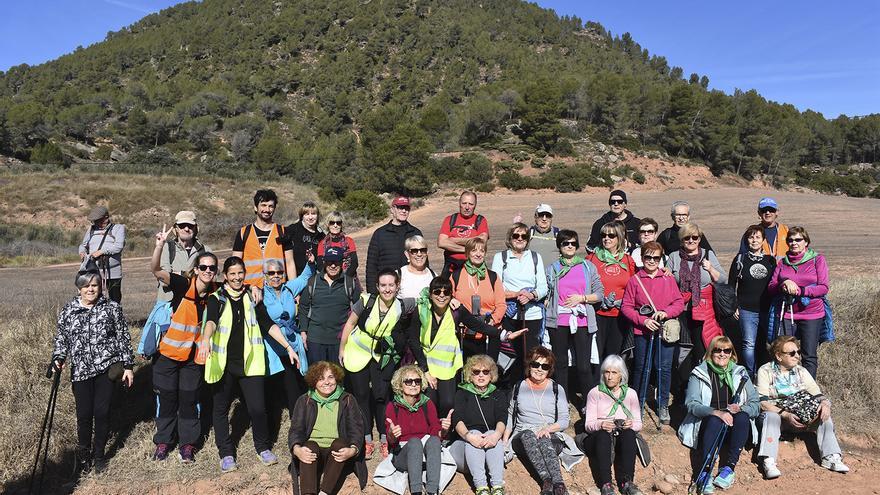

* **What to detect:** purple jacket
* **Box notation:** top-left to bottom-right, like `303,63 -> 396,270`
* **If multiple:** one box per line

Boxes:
767,253 -> 828,320
621,269 -> 685,336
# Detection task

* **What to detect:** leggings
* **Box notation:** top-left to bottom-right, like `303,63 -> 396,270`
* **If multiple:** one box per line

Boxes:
392,436 -> 442,494
548,326 -> 595,402
298,438 -> 351,495
72,371 -> 114,459
501,317 -> 542,386
212,372 -> 270,457
511,429 -> 563,484
347,360 -> 394,441
425,377 -> 457,419
595,314 -> 625,360
462,429 -> 505,488
590,429 -> 636,487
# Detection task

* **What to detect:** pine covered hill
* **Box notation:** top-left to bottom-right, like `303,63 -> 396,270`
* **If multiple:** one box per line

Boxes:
1,0 -> 878,198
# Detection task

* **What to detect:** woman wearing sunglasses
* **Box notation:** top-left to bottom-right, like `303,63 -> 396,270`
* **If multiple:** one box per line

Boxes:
149,227 -> 220,464
399,235 -> 436,299
450,355 -> 508,495
767,226 -> 828,378
316,211 -> 358,278
678,336 -> 759,494
503,347 -> 583,495
755,336 -> 847,479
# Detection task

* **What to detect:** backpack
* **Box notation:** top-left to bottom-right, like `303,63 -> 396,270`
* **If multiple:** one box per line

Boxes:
510,380 -> 559,433
501,250 -> 539,275
450,267 -> 498,290
240,223 -> 286,249
305,273 -> 358,319
448,213 -> 484,233
529,226 -> 560,237
138,300 -> 172,358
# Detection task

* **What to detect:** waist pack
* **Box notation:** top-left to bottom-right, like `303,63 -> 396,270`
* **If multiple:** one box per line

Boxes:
660,318 -> 681,343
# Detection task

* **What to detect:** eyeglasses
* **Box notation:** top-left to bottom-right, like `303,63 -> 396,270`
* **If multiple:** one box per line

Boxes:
265,270 -> 284,276
643,255 -> 662,262
403,378 -> 422,386
600,233 -> 617,239
781,349 -> 801,357
683,235 -> 700,242
409,248 -> 428,254
177,223 -> 195,230
639,229 -> 656,235
787,237 -> 805,244
529,361 -> 552,371
561,240 -> 579,248
712,348 -> 733,355
759,208 -> 777,214
673,213 -> 690,218
471,369 -> 491,376
328,220 -> 342,226
609,199 -> 625,205
198,264 -> 217,272
536,212 -> 552,219
511,233 -> 530,240
395,205 -> 411,211
431,288 -> 450,296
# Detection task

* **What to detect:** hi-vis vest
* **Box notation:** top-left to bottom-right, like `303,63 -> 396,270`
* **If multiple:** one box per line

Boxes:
240,223 -> 285,288
342,294 -> 401,373
204,289 -> 267,383
419,308 -> 463,380
159,277 -> 215,362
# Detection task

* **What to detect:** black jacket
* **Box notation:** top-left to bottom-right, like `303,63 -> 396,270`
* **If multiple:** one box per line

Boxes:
452,387 -> 508,435
365,220 -> 422,293
658,225 -> 713,255
586,209 -> 641,251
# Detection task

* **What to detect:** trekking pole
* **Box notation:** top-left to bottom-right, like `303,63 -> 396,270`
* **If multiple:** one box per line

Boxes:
638,330 -> 654,411
519,302 -> 527,379
655,329 -> 662,430
691,423 -> 728,494
29,361 -> 62,495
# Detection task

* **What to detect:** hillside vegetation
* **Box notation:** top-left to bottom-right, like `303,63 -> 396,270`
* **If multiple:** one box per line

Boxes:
1,0 -> 879,197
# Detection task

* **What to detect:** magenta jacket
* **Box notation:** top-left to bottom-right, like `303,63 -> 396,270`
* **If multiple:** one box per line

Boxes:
767,252 -> 828,321
621,269 -> 685,336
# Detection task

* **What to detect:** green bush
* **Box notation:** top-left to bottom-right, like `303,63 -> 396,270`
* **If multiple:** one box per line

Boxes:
531,157 -> 546,168
498,171 -> 531,190
29,142 -> 65,165
511,151 -> 529,162
94,145 -> 113,161
474,182 -> 495,193
460,153 -> 492,184
339,190 -> 387,221
495,160 -> 522,172
632,170 -> 646,184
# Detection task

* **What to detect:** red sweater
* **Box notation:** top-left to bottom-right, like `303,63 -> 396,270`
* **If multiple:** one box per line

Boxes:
587,252 -> 636,317
385,398 -> 441,447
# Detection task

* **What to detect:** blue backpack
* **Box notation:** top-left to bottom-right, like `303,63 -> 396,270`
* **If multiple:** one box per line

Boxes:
138,300 -> 172,358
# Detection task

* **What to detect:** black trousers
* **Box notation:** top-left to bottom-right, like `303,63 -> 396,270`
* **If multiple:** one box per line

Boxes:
72,371 -> 114,459
590,429 -> 637,487
425,376 -> 458,419
106,278 -> 122,304
212,372 -> 270,457
152,354 -> 202,446
347,360 -> 395,440
548,326 -> 595,402
595,314 -> 625,360
500,317 -> 542,387
279,360 -> 306,417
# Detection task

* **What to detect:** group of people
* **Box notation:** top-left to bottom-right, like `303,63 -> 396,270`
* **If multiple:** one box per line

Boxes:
51,188 -> 848,495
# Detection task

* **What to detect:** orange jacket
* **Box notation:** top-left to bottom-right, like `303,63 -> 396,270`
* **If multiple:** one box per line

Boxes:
451,268 -> 505,339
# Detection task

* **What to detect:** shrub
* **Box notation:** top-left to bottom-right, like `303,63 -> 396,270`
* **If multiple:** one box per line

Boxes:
94,145 -> 113,161
511,151 -> 529,162
531,157 -> 546,168
495,160 -> 522,172
29,142 -> 65,165
498,171 -> 532,190
474,182 -> 495,193
632,170 -> 646,184
339,190 -> 386,221
460,153 -> 492,184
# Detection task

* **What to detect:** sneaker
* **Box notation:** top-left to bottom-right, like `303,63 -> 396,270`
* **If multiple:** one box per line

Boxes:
620,481 -> 644,495
600,483 -> 616,495
220,455 -> 237,473
178,444 -> 196,464
821,453 -> 850,473
153,443 -> 170,461
658,406 -> 671,425
364,442 -> 375,460
490,486 -> 505,495
713,466 -> 735,489
258,449 -> 278,466
694,473 -> 714,494
762,457 -> 781,479
380,441 -> 390,458
552,482 -> 568,495
476,487 -> 490,495
540,479 -> 553,495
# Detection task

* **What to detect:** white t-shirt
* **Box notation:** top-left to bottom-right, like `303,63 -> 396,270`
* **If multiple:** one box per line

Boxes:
399,266 -> 436,298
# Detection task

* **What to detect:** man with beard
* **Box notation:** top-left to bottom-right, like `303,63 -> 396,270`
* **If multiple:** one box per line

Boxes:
232,189 -> 295,288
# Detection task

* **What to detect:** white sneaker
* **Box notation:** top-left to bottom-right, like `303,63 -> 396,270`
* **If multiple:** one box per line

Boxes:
762,457 -> 781,479
821,454 -> 850,473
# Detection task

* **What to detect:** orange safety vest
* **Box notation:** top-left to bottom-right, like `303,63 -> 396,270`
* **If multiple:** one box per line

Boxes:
762,223 -> 789,258
159,277 -> 215,362
240,223 -> 286,288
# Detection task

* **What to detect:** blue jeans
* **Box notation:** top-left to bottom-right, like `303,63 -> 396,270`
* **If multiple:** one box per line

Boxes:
698,412 -> 750,470
631,333 -> 675,408
306,342 -> 340,366
781,318 -> 821,378
737,309 -> 762,377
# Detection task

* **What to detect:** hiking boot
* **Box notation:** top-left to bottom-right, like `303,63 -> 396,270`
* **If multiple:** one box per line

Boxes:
540,479 -> 553,495
258,449 -> 278,466
658,406 -> 671,425
178,444 -> 196,464
153,443 -> 170,461
620,481 -> 644,495
599,483 -> 615,495
713,466 -> 735,489
364,442 -> 375,460
821,453 -> 850,473
73,448 -> 92,476
380,441 -> 390,458
490,486 -> 505,495
220,455 -> 237,473
762,457 -> 781,479
552,482 -> 568,495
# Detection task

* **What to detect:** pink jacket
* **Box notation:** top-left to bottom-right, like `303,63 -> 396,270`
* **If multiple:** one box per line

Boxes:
621,270 -> 685,336
767,253 -> 828,321
584,386 -> 642,432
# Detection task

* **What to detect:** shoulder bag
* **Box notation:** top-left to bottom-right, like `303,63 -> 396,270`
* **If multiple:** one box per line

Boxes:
633,274 -> 680,343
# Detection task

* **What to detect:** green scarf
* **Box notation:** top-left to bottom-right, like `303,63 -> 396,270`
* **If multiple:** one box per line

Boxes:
308,385 -> 344,409
782,248 -> 818,269
393,393 -> 429,412
595,248 -> 628,269
706,360 -> 736,393
458,381 -> 496,399
599,382 -> 632,418
464,260 -> 487,280
557,255 -> 585,280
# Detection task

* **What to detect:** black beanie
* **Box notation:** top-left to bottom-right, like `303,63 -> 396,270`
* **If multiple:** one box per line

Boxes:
609,189 -> 628,204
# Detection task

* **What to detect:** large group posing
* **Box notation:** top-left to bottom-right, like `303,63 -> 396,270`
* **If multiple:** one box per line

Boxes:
52,188 -> 848,495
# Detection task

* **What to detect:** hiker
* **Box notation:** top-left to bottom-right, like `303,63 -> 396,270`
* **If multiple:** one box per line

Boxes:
298,247 -> 361,365
78,205 -> 125,303
657,201 -> 713,255
755,336 -> 848,479
399,235 -> 436,299
739,197 -> 788,258
449,237 -> 505,362
503,347 -> 583,495
52,269 -> 134,474
545,229 -> 604,403
232,189 -> 294,288
366,195 -> 423,294
149,228 -> 219,463
728,225 -> 776,377
450,355 -> 508,495
586,190 -> 640,251
767,226 -> 828,378
286,201 -> 325,276
438,190 -> 489,275
586,221 -> 637,361
491,222 -> 548,386
338,269 -> 413,460
262,254 -> 315,417
630,218 -> 664,268
200,256 -> 300,472
315,210 -> 358,279
288,361 -> 367,495
376,365 -> 453,495
513,203 -> 560,268
583,355 -> 644,495
678,336 -> 759,494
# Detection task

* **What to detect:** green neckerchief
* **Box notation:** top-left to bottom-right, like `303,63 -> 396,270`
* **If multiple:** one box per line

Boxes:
308,385 -> 344,409
594,248 -> 628,269
417,287 -> 432,327
458,381 -> 496,399
557,255 -> 586,280
464,260 -> 487,280
393,393 -> 429,412
782,248 -> 818,269
705,360 -> 736,393
598,382 -> 632,418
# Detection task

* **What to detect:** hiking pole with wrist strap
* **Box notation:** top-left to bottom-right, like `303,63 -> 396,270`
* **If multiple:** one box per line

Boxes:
29,361 -> 62,495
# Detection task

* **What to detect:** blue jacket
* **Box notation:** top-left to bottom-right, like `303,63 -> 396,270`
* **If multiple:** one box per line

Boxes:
262,263 -> 314,374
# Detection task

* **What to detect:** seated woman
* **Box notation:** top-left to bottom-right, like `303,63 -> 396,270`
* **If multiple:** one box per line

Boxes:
451,355 -> 508,495
678,336 -> 759,494
383,365 -> 452,495
288,361 -> 366,495
503,347 -> 583,495
755,336 -> 848,479
583,355 -> 644,495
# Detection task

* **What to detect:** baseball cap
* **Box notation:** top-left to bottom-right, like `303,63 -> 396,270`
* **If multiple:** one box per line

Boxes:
535,204 -> 553,215
174,210 -> 197,225
758,197 -> 778,210
391,196 -> 411,208
87,206 -> 109,222
324,247 -> 344,262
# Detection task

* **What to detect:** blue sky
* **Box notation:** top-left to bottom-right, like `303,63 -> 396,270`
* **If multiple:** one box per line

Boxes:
1,0 -> 877,118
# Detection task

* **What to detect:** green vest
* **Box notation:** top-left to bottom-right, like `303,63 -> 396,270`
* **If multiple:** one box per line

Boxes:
420,308 -> 463,380
204,290 -> 267,383
342,294 -> 402,373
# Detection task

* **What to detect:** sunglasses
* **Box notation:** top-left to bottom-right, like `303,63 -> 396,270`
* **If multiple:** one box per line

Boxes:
265,270 -> 284,276
759,208 -> 777,214
177,223 -> 196,230
471,369 -> 491,376
431,288 -> 450,296
403,378 -> 422,386
600,233 -> 617,239
609,199 -> 625,205
328,220 -> 342,226
712,348 -> 733,355
511,233 -> 530,240
639,229 -> 656,235
683,235 -> 700,241
536,212 -> 552,219
325,260 -> 342,267
643,255 -> 662,262
787,237 -> 805,244
395,205 -> 411,211
198,264 -> 217,272
409,247 -> 428,254
529,361 -> 552,371
781,349 -> 801,357
561,240 -> 579,248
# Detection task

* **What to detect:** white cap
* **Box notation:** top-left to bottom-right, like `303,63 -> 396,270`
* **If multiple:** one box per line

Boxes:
535,203 -> 553,215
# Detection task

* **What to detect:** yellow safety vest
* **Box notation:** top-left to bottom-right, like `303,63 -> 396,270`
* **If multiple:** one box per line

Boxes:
343,294 -> 401,373
204,289 -> 267,383
419,307 -> 463,380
